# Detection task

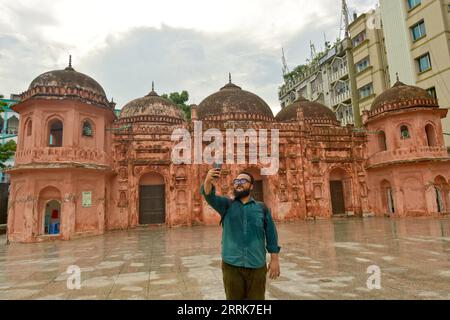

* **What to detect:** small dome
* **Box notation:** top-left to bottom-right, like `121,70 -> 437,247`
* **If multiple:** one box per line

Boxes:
119,86 -> 185,122
371,81 -> 437,111
29,69 -> 106,98
24,57 -> 111,108
197,77 -> 274,121
276,97 -> 338,124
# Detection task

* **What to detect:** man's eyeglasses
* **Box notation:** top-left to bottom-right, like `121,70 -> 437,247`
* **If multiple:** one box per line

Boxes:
233,179 -> 251,186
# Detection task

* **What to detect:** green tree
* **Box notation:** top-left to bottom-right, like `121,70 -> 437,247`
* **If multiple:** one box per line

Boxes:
0,140 -> 16,169
161,91 -> 191,120
0,95 -> 7,109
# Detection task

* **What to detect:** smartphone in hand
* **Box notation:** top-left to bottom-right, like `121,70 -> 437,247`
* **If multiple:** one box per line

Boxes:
212,163 -> 222,180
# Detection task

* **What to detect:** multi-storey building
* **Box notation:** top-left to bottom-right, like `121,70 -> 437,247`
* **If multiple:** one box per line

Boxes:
279,41 -> 355,126
380,0 -> 450,146
0,95 -> 20,183
348,11 -> 391,113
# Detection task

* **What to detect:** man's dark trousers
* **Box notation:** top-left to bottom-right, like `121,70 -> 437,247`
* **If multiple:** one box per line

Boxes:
222,261 -> 267,300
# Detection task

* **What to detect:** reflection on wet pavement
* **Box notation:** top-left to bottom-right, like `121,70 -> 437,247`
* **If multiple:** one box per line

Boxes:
0,217 -> 449,300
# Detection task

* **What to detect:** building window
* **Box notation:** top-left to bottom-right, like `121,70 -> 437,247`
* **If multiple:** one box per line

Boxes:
400,125 -> 411,139
407,0 -> 421,10
359,83 -> 374,99
356,56 -> 370,73
427,87 -> 437,99
378,130 -> 387,151
82,121 -> 93,137
49,119 -> 63,147
290,92 -> 296,102
352,31 -> 367,48
416,53 -> 431,73
425,124 -> 437,147
411,20 -> 426,41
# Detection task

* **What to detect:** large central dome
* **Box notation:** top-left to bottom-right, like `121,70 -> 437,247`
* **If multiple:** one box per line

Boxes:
197,77 -> 274,121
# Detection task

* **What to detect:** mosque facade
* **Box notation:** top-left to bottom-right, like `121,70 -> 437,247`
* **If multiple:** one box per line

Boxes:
6,61 -> 450,243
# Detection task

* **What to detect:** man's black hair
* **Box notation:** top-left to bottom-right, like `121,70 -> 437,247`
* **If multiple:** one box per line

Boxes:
239,172 -> 255,185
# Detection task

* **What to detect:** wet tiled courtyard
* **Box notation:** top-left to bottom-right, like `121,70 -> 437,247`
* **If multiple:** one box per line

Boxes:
0,217 -> 449,300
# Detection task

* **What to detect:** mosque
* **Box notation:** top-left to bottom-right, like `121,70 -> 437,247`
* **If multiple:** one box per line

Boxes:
6,59 -> 450,243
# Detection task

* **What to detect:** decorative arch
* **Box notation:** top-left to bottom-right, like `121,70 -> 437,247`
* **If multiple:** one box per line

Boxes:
376,129 -> 387,152
403,177 -> 426,214
25,118 -> 32,136
243,166 -> 266,202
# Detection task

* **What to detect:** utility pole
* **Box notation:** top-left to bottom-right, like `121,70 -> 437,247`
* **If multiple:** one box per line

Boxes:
282,48 -> 290,77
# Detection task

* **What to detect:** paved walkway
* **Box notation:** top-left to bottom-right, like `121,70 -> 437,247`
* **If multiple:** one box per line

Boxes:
0,217 -> 449,300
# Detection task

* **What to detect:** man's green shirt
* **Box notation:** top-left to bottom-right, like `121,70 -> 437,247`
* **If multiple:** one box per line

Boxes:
201,185 -> 281,269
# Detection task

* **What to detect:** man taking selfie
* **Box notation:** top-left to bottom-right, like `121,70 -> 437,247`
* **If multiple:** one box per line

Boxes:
201,166 -> 281,300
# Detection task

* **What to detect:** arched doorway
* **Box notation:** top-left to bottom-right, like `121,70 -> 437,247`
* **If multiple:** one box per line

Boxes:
381,180 -> 395,214
434,176 -> 448,213
139,172 -> 166,225
38,186 -> 62,235
329,168 -> 353,215
44,200 -> 61,235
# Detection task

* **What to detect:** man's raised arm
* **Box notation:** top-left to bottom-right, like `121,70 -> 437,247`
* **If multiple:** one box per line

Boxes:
201,168 -> 230,217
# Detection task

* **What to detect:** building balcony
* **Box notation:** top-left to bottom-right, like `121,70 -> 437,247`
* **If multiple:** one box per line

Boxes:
14,147 -> 111,168
367,146 -> 449,168
329,66 -> 349,83
331,91 -> 351,106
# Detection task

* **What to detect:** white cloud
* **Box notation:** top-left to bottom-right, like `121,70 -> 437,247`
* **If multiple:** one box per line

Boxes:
0,0 -> 378,112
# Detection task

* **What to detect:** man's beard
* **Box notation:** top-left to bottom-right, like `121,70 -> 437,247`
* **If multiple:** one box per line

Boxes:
233,188 -> 251,199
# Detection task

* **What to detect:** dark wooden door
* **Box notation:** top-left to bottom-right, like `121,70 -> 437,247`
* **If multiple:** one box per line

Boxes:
330,181 -> 345,215
139,185 -> 165,224
252,181 -> 264,202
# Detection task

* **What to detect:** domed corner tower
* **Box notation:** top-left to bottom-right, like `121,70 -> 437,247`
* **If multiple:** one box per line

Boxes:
111,84 -> 190,230
7,57 -> 117,243
363,80 -> 450,217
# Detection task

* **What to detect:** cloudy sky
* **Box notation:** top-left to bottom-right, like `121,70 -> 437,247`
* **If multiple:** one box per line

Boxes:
0,0 -> 378,114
